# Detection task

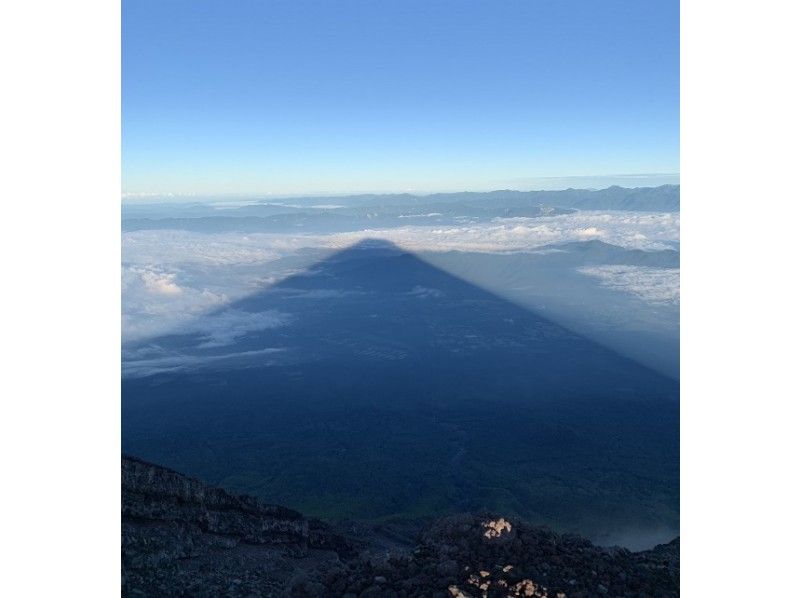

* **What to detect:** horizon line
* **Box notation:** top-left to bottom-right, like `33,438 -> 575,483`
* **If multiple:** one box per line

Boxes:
122,179 -> 680,205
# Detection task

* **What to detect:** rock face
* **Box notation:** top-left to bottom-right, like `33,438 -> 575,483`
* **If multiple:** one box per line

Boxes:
123,455 -> 309,544
122,456 -> 352,596
122,456 -> 678,597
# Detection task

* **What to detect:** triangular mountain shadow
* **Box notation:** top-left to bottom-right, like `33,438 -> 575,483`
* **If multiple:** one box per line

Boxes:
123,239 -> 679,544
124,238 -> 676,389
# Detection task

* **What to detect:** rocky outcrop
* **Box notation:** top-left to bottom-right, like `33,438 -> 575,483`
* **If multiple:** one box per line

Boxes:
122,456 -> 679,597
326,514 -> 679,597
123,455 -> 309,545
122,456 -> 352,596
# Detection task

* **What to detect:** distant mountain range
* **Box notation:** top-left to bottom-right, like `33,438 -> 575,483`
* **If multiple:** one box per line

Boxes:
121,185 -> 679,232
287,184 -> 680,211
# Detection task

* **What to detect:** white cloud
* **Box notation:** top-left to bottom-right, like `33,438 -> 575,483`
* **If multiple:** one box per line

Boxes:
576,226 -> 603,238
577,265 -> 680,305
320,211 -> 678,253
122,229 -> 298,266
183,309 -> 292,348
122,265 -> 230,341
407,286 -> 444,299
139,269 -> 182,295
122,347 -> 286,378
398,212 -> 444,218
269,288 -> 364,300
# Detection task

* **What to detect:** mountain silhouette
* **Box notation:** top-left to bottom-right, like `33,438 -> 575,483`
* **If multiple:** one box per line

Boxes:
122,239 -> 679,543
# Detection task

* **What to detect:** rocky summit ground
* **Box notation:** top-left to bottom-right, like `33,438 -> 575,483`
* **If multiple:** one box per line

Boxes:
122,456 -> 679,597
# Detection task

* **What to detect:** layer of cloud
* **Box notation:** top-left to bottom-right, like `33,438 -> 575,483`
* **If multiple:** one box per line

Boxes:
182,308 -> 292,348
122,230 -> 294,266
122,347 -> 286,378
407,286 -> 444,299
122,211 -> 679,268
122,307 -> 291,377
577,265 -> 680,305
318,211 -> 678,253
122,210 -> 679,343
139,269 -> 182,295
268,288 -> 365,300
398,212 -> 444,218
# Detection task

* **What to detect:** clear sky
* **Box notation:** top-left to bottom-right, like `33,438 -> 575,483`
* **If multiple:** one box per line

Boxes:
122,0 -> 679,198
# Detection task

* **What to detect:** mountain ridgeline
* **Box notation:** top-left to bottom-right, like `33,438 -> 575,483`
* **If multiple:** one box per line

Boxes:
121,185 -> 679,233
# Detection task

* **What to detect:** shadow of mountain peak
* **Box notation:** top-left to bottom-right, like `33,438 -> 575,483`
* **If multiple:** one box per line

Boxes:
122,238 -> 679,532
337,237 -> 403,252
124,237 -> 677,400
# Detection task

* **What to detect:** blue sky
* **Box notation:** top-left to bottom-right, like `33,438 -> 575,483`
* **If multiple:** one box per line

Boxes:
123,0 -> 679,197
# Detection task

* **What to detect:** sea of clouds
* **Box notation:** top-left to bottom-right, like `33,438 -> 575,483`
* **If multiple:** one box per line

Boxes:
122,210 -> 679,344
